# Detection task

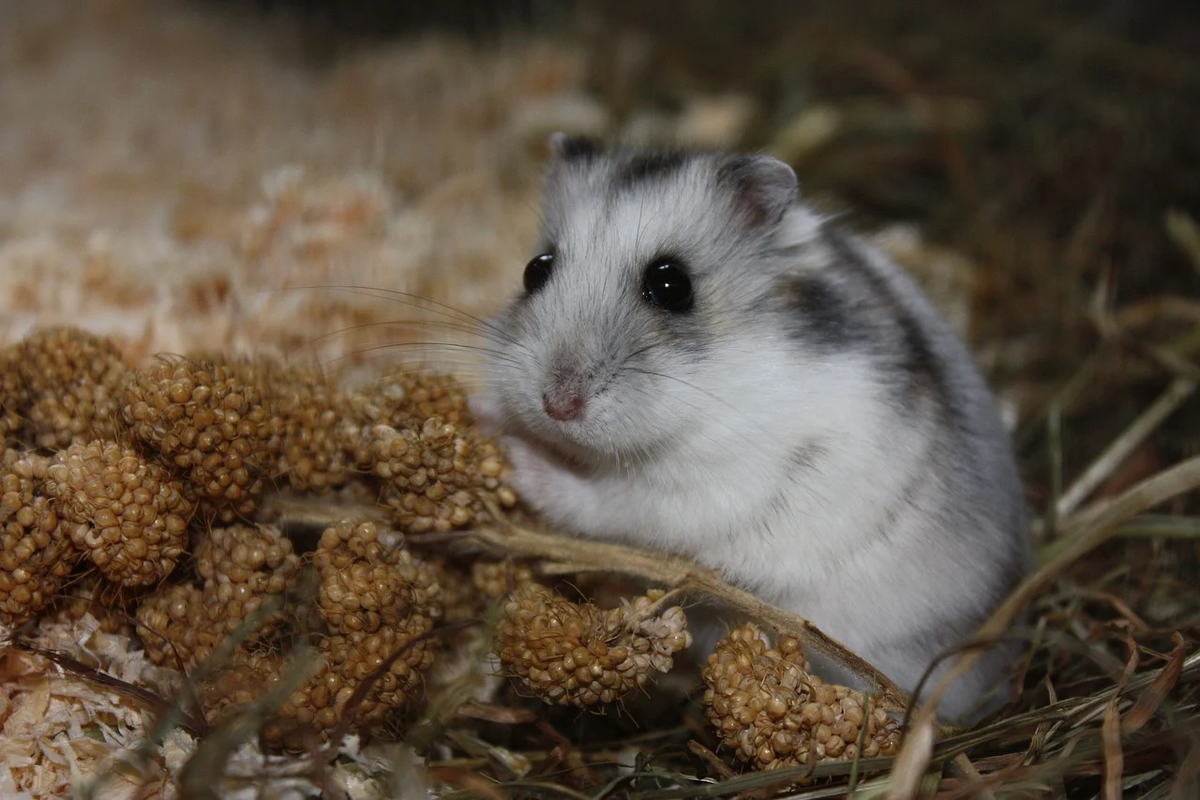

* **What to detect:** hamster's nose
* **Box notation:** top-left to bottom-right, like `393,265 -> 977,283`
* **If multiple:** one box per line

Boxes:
543,391 -> 584,421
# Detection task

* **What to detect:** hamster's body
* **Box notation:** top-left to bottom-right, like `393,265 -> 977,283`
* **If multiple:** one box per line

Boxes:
475,137 -> 1032,722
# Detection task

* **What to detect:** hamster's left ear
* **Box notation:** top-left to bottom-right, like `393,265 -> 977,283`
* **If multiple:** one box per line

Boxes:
549,132 -> 602,162
719,155 -> 798,229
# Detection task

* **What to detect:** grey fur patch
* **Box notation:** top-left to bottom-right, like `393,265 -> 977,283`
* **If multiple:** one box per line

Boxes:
788,440 -> 828,473
820,223 -> 951,411
610,150 -> 689,193
778,274 -> 858,350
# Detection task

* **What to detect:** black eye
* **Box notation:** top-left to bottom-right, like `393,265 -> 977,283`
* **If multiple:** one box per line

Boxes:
523,253 -> 554,295
642,261 -> 694,312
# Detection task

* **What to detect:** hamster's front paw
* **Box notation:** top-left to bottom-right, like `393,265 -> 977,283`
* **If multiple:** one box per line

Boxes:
497,433 -> 556,498
467,390 -> 504,438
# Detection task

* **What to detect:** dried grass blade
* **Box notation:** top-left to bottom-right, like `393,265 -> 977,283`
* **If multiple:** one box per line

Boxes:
1056,376 -> 1197,519
911,455 -> 1200,733
1102,693 -> 1124,800
887,713 -> 936,800
1124,632 -> 1187,735
1166,209 -> 1200,275
1169,741 -> 1200,800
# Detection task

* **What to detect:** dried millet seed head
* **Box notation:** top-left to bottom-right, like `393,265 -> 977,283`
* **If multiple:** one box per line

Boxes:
202,618 -> 441,751
136,581 -> 215,669
421,557 -> 536,625
46,440 -> 193,587
701,623 -> 901,771
198,520 -> 443,749
0,343 -> 26,444
121,356 -> 283,521
495,582 -> 692,708
472,559 -> 535,600
347,369 -> 475,430
345,370 -> 512,496
0,449 -> 79,627
270,364 -> 355,494
314,519 -> 443,634
194,522 -> 301,637
267,621 -> 440,748
200,649 -> 284,725
15,327 -> 129,449
357,413 -> 516,534
50,574 -> 138,635
136,522 -> 300,669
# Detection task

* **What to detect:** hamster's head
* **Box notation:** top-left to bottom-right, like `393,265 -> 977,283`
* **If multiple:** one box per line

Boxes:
481,135 -> 802,466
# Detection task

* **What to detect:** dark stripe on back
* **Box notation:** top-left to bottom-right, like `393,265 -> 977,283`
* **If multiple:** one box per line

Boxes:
778,273 -> 859,350
820,223 -> 950,410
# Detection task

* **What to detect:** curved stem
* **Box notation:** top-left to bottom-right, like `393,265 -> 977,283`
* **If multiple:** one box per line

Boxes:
266,494 -> 910,712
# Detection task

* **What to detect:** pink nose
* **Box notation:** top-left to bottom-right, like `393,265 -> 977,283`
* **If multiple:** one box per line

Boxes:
543,392 -> 584,421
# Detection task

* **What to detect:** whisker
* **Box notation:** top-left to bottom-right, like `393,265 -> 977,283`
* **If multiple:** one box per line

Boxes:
624,366 -> 738,416
622,382 -> 731,452
322,341 -> 522,371
623,366 -> 775,441
266,284 -> 522,350
288,317 -> 506,359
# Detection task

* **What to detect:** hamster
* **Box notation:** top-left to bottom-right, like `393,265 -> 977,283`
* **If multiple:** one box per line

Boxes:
472,134 -> 1032,723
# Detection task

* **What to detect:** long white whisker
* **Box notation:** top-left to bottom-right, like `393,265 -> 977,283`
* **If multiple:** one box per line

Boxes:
266,284 -> 523,351
322,341 -> 523,370
623,366 -> 777,443
293,318 -> 514,360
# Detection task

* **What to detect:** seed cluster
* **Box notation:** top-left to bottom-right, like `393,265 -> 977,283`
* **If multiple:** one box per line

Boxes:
702,624 -> 901,771
121,357 -> 283,521
49,574 -> 137,635
46,440 -> 193,586
270,364 -> 355,494
136,522 -> 299,667
349,371 -> 474,429
181,521 -> 443,748
1,324 -> 575,753
347,371 -> 516,534
360,417 -> 515,533
0,450 -> 78,626
14,327 -> 128,449
433,557 -> 537,624
472,559 -> 535,601
0,347 -> 25,445
495,582 -> 692,708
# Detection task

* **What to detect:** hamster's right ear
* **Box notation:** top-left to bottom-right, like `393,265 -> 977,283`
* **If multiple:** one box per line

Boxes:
719,154 -> 798,229
549,132 -> 602,162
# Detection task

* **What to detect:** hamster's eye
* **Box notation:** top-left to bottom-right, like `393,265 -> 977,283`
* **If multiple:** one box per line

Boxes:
642,261 -> 694,313
523,253 -> 554,295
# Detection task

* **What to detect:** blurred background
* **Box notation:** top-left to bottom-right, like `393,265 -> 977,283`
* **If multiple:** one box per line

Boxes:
2,0 -> 1199,509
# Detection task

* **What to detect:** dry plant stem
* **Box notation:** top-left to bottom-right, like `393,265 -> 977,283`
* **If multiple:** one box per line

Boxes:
902,454 -> 1200,753
1165,208 -> 1200,276
1055,376 -> 1197,518
470,519 -> 909,712
267,491 -> 911,711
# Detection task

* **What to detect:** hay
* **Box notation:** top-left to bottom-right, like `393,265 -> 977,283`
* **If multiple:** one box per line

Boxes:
2,0 -> 1199,796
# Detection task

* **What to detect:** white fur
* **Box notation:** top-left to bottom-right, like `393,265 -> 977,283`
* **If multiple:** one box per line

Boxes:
475,148 -> 1029,722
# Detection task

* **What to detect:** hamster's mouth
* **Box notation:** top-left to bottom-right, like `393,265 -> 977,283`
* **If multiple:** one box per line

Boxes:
512,424 -> 595,473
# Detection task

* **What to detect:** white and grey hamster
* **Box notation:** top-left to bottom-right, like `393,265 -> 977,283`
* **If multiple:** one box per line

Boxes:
473,134 -> 1032,723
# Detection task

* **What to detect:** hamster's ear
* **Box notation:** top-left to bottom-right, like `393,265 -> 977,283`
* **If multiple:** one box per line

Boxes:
719,155 -> 798,229
549,132 -> 602,162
